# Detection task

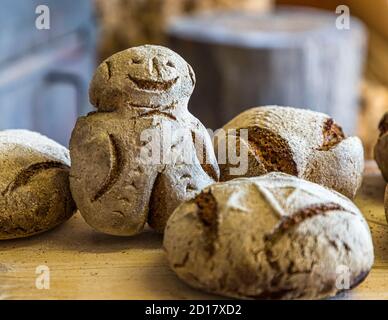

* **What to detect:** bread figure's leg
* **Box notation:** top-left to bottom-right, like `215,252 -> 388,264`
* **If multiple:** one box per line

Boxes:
147,164 -> 216,233
70,116 -> 158,236
148,127 -> 219,232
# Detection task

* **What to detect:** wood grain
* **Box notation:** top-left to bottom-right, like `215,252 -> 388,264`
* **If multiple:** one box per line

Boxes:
0,161 -> 387,300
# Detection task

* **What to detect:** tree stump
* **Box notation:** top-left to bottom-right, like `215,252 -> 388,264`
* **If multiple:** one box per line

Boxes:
167,7 -> 366,134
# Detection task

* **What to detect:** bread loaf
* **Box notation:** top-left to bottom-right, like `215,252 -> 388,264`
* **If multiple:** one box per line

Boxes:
70,45 -> 219,236
384,186 -> 388,225
214,106 -> 364,198
164,172 -> 374,299
0,130 -> 75,239
374,112 -> 388,181
375,112 -> 388,224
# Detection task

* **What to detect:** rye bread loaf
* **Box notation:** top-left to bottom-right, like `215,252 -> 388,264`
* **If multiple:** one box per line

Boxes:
0,130 -> 75,239
70,45 -> 219,236
377,113 -> 388,223
384,186 -> 388,225
214,106 -> 364,199
164,172 -> 374,299
374,112 -> 388,182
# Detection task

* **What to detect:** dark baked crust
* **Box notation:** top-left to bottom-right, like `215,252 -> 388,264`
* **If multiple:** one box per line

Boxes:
195,190 -> 218,256
378,112 -> 388,136
247,127 -> 298,175
216,107 -> 363,199
375,113 -> 388,181
318,118 -> 345,151
0,161 -> 75,240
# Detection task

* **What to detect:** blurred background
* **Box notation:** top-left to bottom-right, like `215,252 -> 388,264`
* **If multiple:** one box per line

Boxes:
0,0 -> 387,159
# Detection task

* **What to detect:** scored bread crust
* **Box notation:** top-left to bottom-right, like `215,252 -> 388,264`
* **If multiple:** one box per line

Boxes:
164,172 -> 374,300
376,113 -> 388,224
375,112 -> 388,182
0,130 -> 75,239
214,106 -> 364,199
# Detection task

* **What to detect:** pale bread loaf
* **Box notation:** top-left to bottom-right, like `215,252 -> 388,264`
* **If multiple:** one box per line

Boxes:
215,106 -> 364,199
164,172 -> 374,299
0,130 -> 75,239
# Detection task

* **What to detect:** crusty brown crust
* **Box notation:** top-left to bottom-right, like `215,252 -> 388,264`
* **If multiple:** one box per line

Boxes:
264,203 -> 346,243
195,191 -> 218,256
385,185 -> 388,225
319,118 -> 345,151
378,112 -> 388,137
246,127 -> 298,175
215,106 -> 364,199
375,112 -> 388,182
0,130 -> 76,240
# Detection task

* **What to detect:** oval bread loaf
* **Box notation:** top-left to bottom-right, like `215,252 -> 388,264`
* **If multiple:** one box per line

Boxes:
374,112 -> 388,181
164,172 -> 374,299
214,106 -> 364,199
374,112 -> 388,224
0,130 -> 76,239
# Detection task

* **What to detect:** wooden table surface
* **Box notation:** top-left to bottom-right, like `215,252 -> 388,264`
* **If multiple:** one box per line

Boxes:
0,161 -> 387,300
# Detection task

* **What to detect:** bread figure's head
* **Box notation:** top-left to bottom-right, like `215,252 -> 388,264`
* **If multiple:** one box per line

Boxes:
90,45 -> 196,111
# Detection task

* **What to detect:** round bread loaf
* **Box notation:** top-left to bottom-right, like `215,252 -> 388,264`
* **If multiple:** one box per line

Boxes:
375,113 -> 388,224
70,45 -> 219,236
385,186 -> 388,225
164,172 -> 374,299
374,112 -> 388,182
0,130 -> 76,239
214,106 -> 364,199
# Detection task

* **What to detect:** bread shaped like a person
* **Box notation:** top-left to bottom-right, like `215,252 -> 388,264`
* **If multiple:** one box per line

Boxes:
70,45 -> 219,236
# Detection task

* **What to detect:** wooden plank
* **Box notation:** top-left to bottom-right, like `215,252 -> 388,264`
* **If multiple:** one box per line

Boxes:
0,161 -> 387,300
